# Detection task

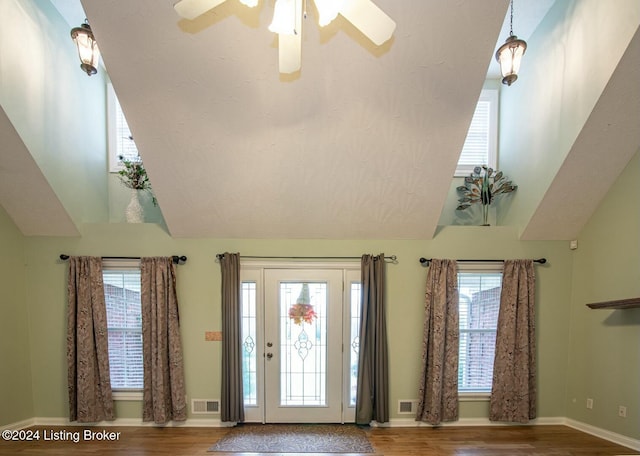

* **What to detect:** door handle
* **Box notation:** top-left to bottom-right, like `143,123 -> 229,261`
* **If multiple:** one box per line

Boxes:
266,352 -> 273,360
267,342 -> 273,347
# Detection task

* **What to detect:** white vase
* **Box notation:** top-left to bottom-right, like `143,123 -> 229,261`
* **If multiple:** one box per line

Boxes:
125,189 -> 144,223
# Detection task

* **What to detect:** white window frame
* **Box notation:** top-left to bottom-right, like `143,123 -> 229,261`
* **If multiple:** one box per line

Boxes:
107,82 -> 139,173
103,259 -> 143,401
455,89 -> 498,177
457,262 -> 503,399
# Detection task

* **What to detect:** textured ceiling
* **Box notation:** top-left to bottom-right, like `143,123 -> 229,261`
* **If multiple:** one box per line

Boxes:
80,0 -> 510,238
2,0 -> 638,240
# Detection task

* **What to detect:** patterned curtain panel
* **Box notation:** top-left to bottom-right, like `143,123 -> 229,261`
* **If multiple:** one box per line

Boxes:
416,259 -> 459,425
355,253 -> 389,425
141,257 -> 187,424
490,259 -> 536,423
219,252 -> 244,423
66,256 -> 114,422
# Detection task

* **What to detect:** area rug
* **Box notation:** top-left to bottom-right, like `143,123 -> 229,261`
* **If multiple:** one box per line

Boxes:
208,423 -> 375,453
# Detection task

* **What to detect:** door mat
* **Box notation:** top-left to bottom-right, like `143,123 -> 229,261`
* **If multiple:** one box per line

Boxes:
208,423 -> 375,453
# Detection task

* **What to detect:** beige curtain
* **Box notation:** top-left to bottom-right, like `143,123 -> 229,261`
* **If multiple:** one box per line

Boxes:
219,252 -> 244,423
141,257 -> 187,424
66,256 -> 114,422
416,259 -> 459,425
355,253 -> 389,424
490,259 -> 537,423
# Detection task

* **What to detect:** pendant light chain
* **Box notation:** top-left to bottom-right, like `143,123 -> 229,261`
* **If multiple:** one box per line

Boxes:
509,0 -> 514,37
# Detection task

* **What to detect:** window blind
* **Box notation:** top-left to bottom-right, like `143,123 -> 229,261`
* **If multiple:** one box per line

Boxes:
103,268 -> 143,390
458,271 -> 501,392
107,83 -> 139,172
455,89 -> 498,176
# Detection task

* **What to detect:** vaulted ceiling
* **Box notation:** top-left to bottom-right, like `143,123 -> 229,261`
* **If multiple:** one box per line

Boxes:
1,0 -> 638,239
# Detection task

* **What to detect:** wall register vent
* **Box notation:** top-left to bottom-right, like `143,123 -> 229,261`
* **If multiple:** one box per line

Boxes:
192,399 -> 220,414
398,399 -> 418,415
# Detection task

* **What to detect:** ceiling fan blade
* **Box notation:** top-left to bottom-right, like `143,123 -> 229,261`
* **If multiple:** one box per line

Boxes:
269,0 -> 302,73
314,0 -> 342,26
278,32 -> 302,73
339,0 -> 395,46
173,0 -> 228,20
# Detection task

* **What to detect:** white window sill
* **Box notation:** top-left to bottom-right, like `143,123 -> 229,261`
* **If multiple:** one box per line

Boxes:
459,392 -> 490,402
112,390 -> 143,401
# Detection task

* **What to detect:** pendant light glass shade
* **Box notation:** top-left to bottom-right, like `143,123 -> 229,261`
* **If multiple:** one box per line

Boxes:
70,22 -> 100,76
495,0 -> 526,86
496,35 -> 527,86
269,0 -> 298,35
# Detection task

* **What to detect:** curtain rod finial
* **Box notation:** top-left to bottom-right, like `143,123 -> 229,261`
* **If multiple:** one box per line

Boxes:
172,255 -> 187,264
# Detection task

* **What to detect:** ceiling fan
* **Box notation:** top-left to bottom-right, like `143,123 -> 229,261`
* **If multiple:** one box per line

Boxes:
173,0 -> 396,74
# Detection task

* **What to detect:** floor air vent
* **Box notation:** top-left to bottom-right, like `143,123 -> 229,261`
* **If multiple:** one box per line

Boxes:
397,399 -> 417,414
192,399 -> 220,414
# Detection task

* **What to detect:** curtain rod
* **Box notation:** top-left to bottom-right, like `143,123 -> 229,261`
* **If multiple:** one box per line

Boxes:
419,257 -> 546,266
216,254 -> 397,262
59,254 -> 187,264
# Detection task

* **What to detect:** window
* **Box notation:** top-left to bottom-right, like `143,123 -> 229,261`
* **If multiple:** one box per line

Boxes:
241,281 -> 258,406
457,263 -> 502,393
348,282 -> 361,407
103,260 -> 143,393
455,89 -> 498,176
107,82 -> 139,172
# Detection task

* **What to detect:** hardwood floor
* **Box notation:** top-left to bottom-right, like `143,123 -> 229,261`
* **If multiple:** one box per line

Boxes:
0,425 -> 637,456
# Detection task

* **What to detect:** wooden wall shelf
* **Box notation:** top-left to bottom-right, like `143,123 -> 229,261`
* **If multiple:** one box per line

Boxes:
586,297 -> 640,309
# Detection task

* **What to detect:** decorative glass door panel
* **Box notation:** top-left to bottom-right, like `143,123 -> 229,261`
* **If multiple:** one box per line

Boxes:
279,282 -> 327,406
264,269 -> 343,423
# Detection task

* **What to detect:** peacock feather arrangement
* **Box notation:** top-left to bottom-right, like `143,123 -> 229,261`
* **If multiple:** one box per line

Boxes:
456,165 -> 517,225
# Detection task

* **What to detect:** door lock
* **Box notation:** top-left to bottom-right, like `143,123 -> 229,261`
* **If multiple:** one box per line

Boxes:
267,342 -> 273,347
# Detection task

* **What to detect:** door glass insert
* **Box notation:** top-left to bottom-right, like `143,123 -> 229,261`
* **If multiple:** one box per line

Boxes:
242,281 -> 258,406
349,282 -> 361,406
279,282 -> 327,406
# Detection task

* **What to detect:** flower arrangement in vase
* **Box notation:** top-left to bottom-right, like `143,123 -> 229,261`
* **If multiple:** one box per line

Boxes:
456,165 -> 517,226
117,155 -> 157,222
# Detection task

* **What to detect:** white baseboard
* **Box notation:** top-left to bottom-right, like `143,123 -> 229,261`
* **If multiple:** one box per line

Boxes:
0,418 -> 36,431
387,416 -> 565,427
30,417 -> 226,428
565,418 -> 640,452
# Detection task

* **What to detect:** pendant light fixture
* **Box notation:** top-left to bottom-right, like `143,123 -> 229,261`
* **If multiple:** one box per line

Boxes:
70,20 -> 100,76
495,0 -> 527,86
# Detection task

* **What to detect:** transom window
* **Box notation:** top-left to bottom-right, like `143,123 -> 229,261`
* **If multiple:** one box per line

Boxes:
455,89 -> 498,176
107,82 -> 139,172
457,263 -> 502,393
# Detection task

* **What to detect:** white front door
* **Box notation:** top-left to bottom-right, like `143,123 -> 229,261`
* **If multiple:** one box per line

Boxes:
241,265 -> 360,423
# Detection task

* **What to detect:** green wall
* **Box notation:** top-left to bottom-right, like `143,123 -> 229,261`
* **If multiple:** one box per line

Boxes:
0,207 -> 33,426
0,0 -> 108,226
3,160 -> 639,441
499,0 -> 640,232
22,223 -> 571,422
566,149 -> 640,439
